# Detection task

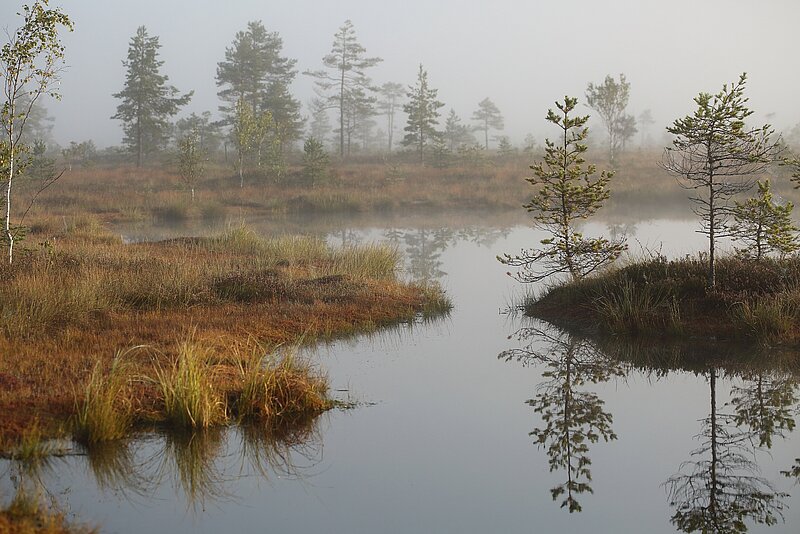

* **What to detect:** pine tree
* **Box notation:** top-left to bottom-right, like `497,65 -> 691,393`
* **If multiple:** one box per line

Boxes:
472,97 -> 504,150
443,109 -> 474,152
217,22 -> 303,150
402,64 -> 444,165
498,97 -> 626,282
662,73 -> 781,287
731,180 -> 798,259
378,82 -> 404,152
305,20 -> 382,159
112,26 -> 192,167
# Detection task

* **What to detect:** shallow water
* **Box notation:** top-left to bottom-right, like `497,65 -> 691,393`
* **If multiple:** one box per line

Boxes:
2,213 -> 798,533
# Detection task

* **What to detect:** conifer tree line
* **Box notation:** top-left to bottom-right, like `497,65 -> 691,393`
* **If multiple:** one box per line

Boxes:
108,18 -> 537,168
13,15 -> 669,170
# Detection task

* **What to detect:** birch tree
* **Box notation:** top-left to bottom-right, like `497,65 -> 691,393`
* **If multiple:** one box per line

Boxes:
586,74 -> 631,163
1,0 -> 72,264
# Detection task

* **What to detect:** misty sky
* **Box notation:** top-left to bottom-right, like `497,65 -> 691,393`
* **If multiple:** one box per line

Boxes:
2,0 -> 798,148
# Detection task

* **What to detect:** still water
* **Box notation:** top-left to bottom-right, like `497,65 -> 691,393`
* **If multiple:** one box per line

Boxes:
2,213 -> 798,533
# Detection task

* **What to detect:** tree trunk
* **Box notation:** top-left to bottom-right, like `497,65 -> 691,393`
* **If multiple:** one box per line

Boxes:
708,179 -> 716,288
5,139 -> 14,265
136,112 -> 143,168
387,106 -> 394,152
238,152 -> 244,188
339,45 -> 346,159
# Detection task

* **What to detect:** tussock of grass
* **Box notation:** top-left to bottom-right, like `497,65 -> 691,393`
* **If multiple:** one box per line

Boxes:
235,347 -> 330,422
731,295 -> 800,342
416,283 -> 454,319
592,278 -> 677,335
73,353 -> 134,444
69,336 -> 331,440
0,422 -> 56,463
155,339 -> 226,430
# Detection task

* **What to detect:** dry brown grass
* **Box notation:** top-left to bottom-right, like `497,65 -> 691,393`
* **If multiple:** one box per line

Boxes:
22,149 -> 788,226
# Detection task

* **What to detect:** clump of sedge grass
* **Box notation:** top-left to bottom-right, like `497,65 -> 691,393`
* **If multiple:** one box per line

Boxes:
731,295 -> 800,342
593,278 -> 670,335
73,353 -> 134,445
416,283 -> 453,320
155,339 -> 227,429
235,346 -> 330,422
328,243 -> 400,280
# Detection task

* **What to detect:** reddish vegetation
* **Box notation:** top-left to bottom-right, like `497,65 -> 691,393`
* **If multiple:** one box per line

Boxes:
0,225 -> 445,449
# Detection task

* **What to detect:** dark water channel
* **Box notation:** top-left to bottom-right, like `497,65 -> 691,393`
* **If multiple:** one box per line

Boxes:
2,213 -> 798,533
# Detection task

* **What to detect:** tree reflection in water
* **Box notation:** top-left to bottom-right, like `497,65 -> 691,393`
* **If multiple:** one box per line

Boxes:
665,367 -> 791,533
783,459 -> 800,482
731,370 -> 797,449
501,324 -> 799,527
385,226 -> 511,283
500,326 -> 623,512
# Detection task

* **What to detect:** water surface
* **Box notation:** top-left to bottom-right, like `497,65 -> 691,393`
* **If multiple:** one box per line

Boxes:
2,213 -> 797,533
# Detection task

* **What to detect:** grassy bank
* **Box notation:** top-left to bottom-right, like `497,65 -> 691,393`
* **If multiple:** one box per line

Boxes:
526,255 -> 800,347
0,219 -> 450,450
18,149 -> 735,226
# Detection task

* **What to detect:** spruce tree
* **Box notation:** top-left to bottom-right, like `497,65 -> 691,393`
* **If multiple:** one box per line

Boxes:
112,26 -> 192,167
302,137 -> 329,185
402,64 -> 444,165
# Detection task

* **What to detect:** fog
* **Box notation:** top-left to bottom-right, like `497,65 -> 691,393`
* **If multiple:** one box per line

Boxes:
2,0 -> 799,147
